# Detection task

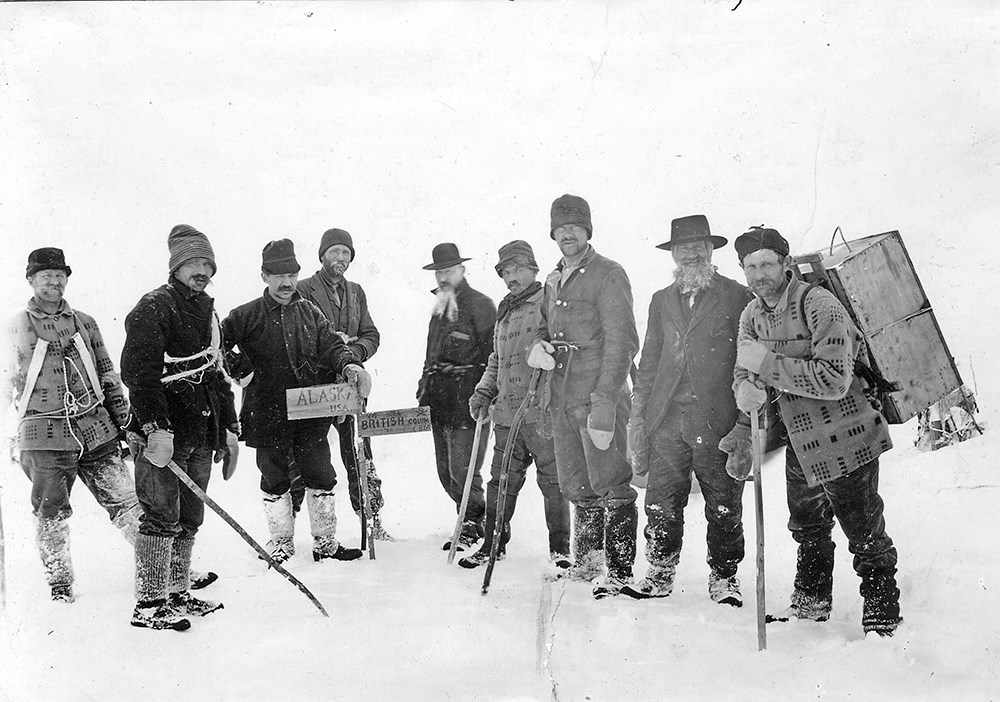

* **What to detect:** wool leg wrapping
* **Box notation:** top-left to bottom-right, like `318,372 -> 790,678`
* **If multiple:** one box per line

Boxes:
135,533 -> 172,603
36,517 -> 73,588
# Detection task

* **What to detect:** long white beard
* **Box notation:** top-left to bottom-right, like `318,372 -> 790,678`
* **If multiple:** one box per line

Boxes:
673,261 -> 717,294
433,289 -> 458,321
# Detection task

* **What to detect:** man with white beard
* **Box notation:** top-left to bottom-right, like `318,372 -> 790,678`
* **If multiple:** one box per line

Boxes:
417,243 -> 496,552
623,215 -> 753,604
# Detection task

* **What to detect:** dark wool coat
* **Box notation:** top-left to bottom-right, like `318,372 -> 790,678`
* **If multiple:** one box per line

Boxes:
221,290 -> 355,449
296,270 -> 380,363
536,246 -> 639,409
121,278 -> 237,451
475,281 -> 544,427
736,275 -> 893,486
632,273 -> 753,437
420,279 -> 496,429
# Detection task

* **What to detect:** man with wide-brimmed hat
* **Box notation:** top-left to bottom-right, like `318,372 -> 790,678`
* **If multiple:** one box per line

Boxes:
297,228 -> 391,541
458,240 -> 571,571
5,247 -> 139,604
526,194 -> 640,599
418,242 -> 497,552
732,225 -> 901,636
122,224 -> 239,630
222,238 -> 371,567
622,215 -> 754,604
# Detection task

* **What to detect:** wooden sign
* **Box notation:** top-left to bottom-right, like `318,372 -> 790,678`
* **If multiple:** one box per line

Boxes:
357,407 -> 432,437
286,383 -> 362,421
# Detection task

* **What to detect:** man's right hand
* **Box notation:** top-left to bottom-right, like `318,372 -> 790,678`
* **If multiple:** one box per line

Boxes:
527,340 -> 556,371
144,429 -> 174,468
627,418 -> 649,478
735,379 -> 767,414
468,389 -> 493,421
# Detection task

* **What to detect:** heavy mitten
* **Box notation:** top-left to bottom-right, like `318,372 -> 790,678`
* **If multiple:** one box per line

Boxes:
627,418 -> 649,478
719,420 -> 753,480
735,380 -> 767,414
527,341 -> 556,371
144,429 -> 174,468
587,394 -> 615,451
468,388 -> 494,421
344,364 -> 372,398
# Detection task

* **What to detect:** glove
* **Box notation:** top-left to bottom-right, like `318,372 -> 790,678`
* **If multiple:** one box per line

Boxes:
125,430 -> 146,461
627,418 -> 649,478
735,379 -> 767,414
737,340 -> 769,374
719,420 -> 753,480
468,388 -> 494,421
527,340 -> 556,371
343,364 -> 372,398
587,394 -> 615,451
216,428 -> 240,480
144,429 -> 174,468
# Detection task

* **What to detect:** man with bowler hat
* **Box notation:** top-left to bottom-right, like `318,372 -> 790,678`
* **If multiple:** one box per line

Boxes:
418,243 -> 496,552
297,228 -> 391,541
222,239 -> 371,566
6,247 -> 139,603
733,225 -> 901,636
623,215 -> 753,604
122,225 -> 239,630
526,194 -> 640,599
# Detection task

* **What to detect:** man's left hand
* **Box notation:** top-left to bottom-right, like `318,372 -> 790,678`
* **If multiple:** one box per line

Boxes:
344,364 -> 372,398
737,340 -> 769,374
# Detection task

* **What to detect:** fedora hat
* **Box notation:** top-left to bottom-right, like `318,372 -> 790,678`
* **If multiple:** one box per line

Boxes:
422,242 -> 471,271
656,214 -> 728,250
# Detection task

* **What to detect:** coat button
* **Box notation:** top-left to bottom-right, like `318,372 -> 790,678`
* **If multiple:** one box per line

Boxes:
557,363 -> 563,369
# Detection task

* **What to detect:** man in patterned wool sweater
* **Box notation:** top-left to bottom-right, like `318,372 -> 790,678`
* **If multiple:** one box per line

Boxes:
732,225 -> 902,637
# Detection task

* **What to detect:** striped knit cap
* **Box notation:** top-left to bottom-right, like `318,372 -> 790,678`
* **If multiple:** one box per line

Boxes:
168,224 -> 217,273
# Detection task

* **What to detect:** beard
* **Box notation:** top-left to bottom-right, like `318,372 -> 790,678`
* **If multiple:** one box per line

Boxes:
673,261 -> 716,294
323,260 -> 348,278
432,288 -> 458,321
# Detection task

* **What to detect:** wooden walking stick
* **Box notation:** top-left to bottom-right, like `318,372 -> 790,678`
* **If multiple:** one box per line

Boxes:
751,404 -> 767,651
447,417 -> 490,565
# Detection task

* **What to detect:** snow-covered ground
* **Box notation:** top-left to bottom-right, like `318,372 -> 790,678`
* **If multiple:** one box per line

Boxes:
2,2 -> 999,701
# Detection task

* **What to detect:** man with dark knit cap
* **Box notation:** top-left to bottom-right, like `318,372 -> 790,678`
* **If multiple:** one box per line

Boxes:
122,224 -> 239,630
527,194 -> 640,600
622,215 -> 753,604
222,239 -> 371,566
733,225 -> 901,636
459,240 -> 571,570
5,247 -> 139,603
297,228 -> 391,541
418,243 -> 497,552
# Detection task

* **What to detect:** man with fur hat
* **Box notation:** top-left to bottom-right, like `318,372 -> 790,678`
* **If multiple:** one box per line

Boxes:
527,194 -> 640,599
4,247 -> 139,603
459,241 -> 571,570
733,226 -> 901,636
622,215 -> 753,604
222,239 -> 371,567
418,243 -> 496,552
297,228 -> 391,541
121,224 -> 239,630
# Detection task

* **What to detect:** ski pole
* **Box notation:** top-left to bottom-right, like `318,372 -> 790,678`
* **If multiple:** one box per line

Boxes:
447,417 -> 490,565
166,460 -> 330,618
0,485 -> 6,611
482,368 -> 542,595
751,405 -> 766,651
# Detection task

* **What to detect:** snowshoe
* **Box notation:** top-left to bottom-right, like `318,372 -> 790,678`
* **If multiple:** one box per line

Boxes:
313,544 -> 363,562
458,547 -> 504,569
621,564 -> 676,600
708,571 -> 743,608
131,599 -> 191,631
50,584 -> 75,603
190,570 -> 218,590
592,575 -> 630,600
169,591 -> 223,617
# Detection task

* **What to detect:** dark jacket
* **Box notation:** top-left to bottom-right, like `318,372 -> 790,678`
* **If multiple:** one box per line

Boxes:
420,279 -> 496,428
221,290 -> 354,449
121,278 -> 237,450
536,246 -> 639,409
296,270 -> 380,363
633,273 -> 753,437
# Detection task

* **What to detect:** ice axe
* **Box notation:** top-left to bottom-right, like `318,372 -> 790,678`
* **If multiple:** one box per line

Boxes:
447,416 -> 490,565
166,460 -> 329,618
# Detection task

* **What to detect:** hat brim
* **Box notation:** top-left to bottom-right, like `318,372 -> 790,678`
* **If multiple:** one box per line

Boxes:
655,235 -> 728,251
262,263 -> 301,275
422,257 -> 471,271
